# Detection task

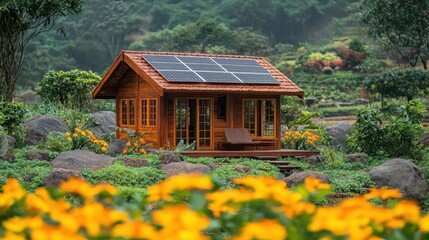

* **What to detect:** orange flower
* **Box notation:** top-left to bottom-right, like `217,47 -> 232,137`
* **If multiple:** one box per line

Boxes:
125,142 -> 131,147
122,149 -> 128,154
133,142 -> 139,147
139,148 -> 147,154
139,138 -> 146,144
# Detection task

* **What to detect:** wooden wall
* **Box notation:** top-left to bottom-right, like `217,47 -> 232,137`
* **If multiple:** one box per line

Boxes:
117,70 -> 161,148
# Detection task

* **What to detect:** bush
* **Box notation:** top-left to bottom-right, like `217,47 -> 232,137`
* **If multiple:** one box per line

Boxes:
0,101 -> 27,134
282,130 -> 321,150
337,48 -> 365,70
324,169 -> 374,195
66,128 -> 109,154
82,163 -> 165,188
348,109 -> 384,155
40,132 -> 72,153
36,69 -> 101,111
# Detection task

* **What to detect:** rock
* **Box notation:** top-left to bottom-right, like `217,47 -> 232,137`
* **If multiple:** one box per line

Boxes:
160,161 -> 211,177
281,125 -> 287,137
301,155 -> 323,164
45,168 -> 84,187
23,173 -> 36,182
52,150 -> 114,171
146,148 -> 159,154
420,132 -> 429,147
233,164 -> 251,173
159,151 -> 181,164
7,135 -> 16,149
108,139 -> 127,156
89,111 -> 116,137
24,115 -> 68,145
326,123 -> 353,151
26,149 -> 50,161
368,159 -> 429,200
346,153 -> 368,163
284,171 -> 329,187
208,162 -> 221,169
15,90 -> 40,103
0,148 -> 15,162
120,158 -> 150,168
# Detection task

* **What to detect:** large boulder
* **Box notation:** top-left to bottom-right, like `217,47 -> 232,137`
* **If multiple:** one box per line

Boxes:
15,90 -> 40,103
284,171 -> 329,187
120,158 -> 150,168
52,150 -> 114,171
159,151 -> 181,164
420,132 -> 429,147
89,111 -> 116,137
26,149 -> 50,161
45,168 -> 84,187
325,123 -> 353,151
24,115 -> 68,145
7,135 -> 16,149
108,139 -> 127,156
0,148 -> 15,162
368,159 -> 429,200
160,161 -> 211,177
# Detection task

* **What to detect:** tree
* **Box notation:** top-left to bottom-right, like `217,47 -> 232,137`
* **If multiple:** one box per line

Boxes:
0,0 -> 83,101
359,0 -> 429,69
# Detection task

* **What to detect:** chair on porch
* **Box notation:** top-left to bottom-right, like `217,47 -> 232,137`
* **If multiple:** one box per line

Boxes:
222,128 -> 275,150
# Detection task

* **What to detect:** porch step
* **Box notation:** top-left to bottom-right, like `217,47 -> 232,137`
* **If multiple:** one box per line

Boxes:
255,156 -> 279,160
276,165 -> 302,171
267,161 -> 290,165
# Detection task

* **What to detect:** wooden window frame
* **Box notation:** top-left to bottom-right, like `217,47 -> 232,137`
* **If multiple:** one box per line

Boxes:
242,98 -> 276,138
120,98 -> 136,127
141,98 -> 157,127
173,97 -> 214,150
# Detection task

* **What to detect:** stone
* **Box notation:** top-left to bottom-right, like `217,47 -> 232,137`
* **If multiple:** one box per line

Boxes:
420,132 -> 429,147
208,162 -> 221,169
284,171 -> 329,187
108,139 -> 127,156
120,158 -> 150,168
281,125 -> 287,137
52,150 -> 114,171
24,115 -> 68,145
26,149 -> 50,161
301,155 -> 323,164
15,90 -> 40,103
160,161 -> 211,177
0,148 -> 15,162
159,151 -> 181,164
45,168 -> 84,187
146,148 -> 159,154
368,159 -> 429,200
346,153 -> 368,163
23,173 -> 36,182
326,123 -> 353,151
89,111 -> 116,137
233,164 -> 251,173
7,135 -> 16,149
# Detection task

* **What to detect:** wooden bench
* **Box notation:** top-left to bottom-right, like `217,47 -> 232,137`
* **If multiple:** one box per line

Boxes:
222,128 -> 276,150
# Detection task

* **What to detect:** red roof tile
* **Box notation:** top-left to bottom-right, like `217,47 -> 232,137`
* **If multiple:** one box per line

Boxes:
93,51 -> 304,98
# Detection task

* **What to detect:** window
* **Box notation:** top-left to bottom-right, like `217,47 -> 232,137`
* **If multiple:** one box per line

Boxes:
243,99 -> 275,137
141,98 -> 157,127
120,99 -> 135,126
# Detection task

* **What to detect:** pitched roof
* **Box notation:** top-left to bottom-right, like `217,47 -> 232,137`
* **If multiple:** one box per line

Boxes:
92,51 -> 304,98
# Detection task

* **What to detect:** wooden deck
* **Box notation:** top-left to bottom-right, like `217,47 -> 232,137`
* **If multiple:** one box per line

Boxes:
180,149 -> 319,158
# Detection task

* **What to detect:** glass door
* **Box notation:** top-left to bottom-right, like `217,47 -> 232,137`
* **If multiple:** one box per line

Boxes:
175,98 -> 212,149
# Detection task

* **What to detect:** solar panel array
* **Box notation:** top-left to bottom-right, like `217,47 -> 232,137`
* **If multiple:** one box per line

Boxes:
142,55 -> 280,85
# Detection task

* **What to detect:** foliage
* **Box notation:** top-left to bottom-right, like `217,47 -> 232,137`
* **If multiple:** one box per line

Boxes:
0,0 -> 83,101
174,139 -> 196,152
348,100 -> 427,159
0,101 -> 27,134
0,126 -> 7,157
66,128 -> 108,154
36,69 -> 100,111
282,130 -> 321,150
349,38 -> 366,53
337,48 -> 365,70
319,146 -> 346,168
0,159 -> 51,192
365,68 -> 429,101
359,0 -> 429,68
119,128 -> 151,155
40,133 -> 72,153
280,96 -> 305,125
324,169 -> 374,195
356,57 -> 388,74
82,162 -> 165,188
2,174 -> 429,239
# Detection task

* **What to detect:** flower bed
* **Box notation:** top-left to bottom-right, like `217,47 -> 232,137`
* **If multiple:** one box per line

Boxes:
1,174 -> 429,239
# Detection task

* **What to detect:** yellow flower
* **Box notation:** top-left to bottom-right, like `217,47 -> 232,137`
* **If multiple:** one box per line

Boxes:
112,219 -> 157,239
81,132 -> 86,136
148,174 -> 213,202
420,214 -> 429,232
364,188 -> 403,200
72,133 -> 78,138
304,176 -> 330,192
60,177 -> 117,201
232,219 -> 287,240
65,132 -> 70,137
67,137 -> 72,142
125,141 -> 131,147
101,147 -> 107,152
0,179 -> 26,210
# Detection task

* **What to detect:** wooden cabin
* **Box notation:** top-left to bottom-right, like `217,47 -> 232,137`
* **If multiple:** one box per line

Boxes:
92,51 -> 304,151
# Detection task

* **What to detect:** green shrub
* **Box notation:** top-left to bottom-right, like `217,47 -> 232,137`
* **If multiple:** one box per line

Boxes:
0,101 -> 27,135
319,146 -> 346,167
211,166 -> 246,189
324,170 -> 374,195
39,132 -> 72,153
82,163 -> 166,188
0,126 -> 7,157
117,186 -> 147,203
36,70 -> 101,111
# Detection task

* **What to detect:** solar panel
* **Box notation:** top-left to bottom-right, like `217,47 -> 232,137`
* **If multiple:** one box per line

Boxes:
149,62 -> 189,71
235,73 -> 279,84
187,64 -> 225,72
221,65 -> 268,73
142,54 -> 280,85
157,70 -> 204,82
196,72 -> 241,83
143,55 -> 179,63
212,58 -> 260,66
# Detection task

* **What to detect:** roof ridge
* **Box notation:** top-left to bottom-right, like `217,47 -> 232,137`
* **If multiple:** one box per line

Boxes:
121,50 -> 264,60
